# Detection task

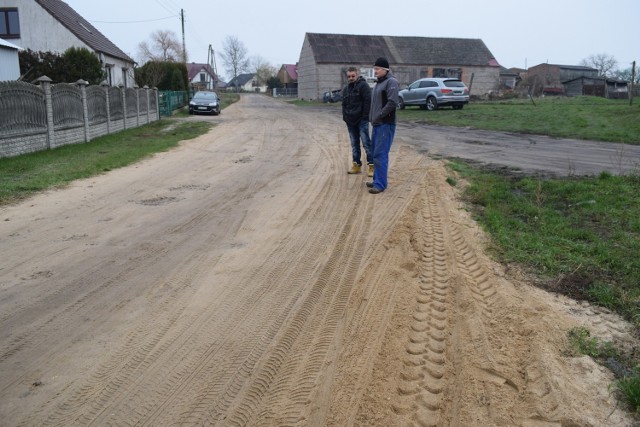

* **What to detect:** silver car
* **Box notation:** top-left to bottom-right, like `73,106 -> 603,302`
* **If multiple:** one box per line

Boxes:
398,78 -> 469,110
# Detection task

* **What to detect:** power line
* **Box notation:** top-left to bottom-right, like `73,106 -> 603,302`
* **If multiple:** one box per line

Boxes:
153,0 -> 179,16
89,15 -> 177,24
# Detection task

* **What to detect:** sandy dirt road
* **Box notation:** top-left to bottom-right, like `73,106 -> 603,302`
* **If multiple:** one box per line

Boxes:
0,94 -> 637,426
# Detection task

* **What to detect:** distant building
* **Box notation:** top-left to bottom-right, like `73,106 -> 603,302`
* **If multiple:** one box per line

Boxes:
525,63 -> 598,95
563,76 -> 629,99
499,66 -> 520,90
0,0 -> 135,86
187,63 -> 219,91
297,32 -> 501,100
226,73 -> 266,93
0,38 -> 20,80
277,64 -> 298,88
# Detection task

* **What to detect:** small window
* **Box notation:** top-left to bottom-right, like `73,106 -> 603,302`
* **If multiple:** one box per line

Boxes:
105,65 -> 113,86
0,8 -> 20,38
200,72 -> 206,82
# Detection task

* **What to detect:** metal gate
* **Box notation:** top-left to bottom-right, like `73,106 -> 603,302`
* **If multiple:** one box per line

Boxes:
158,90 -> 188,116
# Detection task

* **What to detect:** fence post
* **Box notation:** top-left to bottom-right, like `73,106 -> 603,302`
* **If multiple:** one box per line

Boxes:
36,75 -> 54,150
76,79 -> 90,142
101,80 -> 111,134
134,85 -> 140,127
120,84 -> 127,130
154,87 -> 160,120
144,85 -> 150,124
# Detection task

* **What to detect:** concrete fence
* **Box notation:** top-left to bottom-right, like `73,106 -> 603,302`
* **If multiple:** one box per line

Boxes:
0,76 -> 159,158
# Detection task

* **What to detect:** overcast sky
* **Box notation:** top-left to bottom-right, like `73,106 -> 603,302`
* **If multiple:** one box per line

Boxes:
64,0 -> 638,81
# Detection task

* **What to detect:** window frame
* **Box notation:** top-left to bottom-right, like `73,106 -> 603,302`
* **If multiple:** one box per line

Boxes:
0,8 -> 20,39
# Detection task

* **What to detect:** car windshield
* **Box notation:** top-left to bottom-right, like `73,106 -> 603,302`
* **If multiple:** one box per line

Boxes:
443,81 -> 465,88
194,92 -> 217,100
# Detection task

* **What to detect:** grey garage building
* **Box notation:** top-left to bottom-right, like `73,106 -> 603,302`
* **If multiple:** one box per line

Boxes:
297,32 -> 501,101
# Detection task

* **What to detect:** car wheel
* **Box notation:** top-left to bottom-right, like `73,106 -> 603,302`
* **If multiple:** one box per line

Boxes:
426,96 -> 438,111
398,98 -> 405,110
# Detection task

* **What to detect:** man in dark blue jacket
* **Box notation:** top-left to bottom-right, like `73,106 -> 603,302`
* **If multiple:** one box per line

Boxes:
342,67 -> 373,176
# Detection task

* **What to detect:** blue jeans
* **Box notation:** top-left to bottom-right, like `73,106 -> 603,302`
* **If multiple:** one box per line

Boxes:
371,123 -> 396,190
347,120 -> 372,165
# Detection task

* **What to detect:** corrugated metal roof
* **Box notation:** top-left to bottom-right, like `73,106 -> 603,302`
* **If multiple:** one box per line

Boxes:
306,33 -> 499,67
35,0 -> 134,63
0,37 -> 22,50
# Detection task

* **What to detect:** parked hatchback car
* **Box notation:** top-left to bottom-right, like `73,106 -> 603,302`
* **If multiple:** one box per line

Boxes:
398,78 -> 469,110
189,91 -> 221,115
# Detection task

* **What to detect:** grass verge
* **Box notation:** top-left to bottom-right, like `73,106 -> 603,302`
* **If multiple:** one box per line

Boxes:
402,96 -> 640,144
0,119 -> 212,205
448,159 -> 640,414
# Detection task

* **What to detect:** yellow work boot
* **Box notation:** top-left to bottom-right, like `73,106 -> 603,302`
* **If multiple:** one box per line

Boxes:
347,162 -> 361,174
367,163 -> 374,177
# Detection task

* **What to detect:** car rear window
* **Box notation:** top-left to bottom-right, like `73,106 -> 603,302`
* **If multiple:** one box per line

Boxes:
443,80 -> 465,88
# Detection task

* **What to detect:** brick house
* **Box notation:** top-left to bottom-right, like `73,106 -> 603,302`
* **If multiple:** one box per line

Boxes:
524,63 -> 598,95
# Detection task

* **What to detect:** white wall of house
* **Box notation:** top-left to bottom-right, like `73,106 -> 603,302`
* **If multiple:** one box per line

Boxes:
190,68 -> 215,90
0,40 -> 20,80
0,0 -> 133,86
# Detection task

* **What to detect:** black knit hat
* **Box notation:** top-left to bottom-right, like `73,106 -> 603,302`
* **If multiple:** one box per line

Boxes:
374,57 -> 390,69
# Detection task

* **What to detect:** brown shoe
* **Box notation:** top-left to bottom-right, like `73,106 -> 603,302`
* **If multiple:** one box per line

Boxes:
347,162 -> 361,174
367,163 -> 374,177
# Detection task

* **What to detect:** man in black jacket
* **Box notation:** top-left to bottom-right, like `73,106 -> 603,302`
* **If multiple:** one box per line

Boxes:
342,67 -> 373,176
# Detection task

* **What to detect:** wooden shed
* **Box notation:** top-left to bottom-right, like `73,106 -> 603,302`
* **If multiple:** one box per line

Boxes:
563,76 -> 629,99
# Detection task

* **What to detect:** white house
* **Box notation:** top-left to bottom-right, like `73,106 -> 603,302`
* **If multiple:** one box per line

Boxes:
0,0 -> 135,86
226,73 -> 266,93
187,63 -> 219,91
0,37 -> 20,80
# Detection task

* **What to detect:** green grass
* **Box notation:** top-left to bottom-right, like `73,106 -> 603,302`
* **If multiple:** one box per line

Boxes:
0,119 -> 212,205
450,159 -> 640,414
399,96 -> 640,144
451,162 -> 640,324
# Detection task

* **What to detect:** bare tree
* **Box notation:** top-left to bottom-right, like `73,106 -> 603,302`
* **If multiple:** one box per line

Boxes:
613,66 -> 640,83
220,35 -> 250,86
580,53 -> 618,77
251,55 -> 277,85
137,29 -> 186,64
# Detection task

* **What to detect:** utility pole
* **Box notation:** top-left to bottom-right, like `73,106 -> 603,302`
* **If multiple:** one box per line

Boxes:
630,61 -> 636,106
207,44 -> 218,89
181,9 -> 186,63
